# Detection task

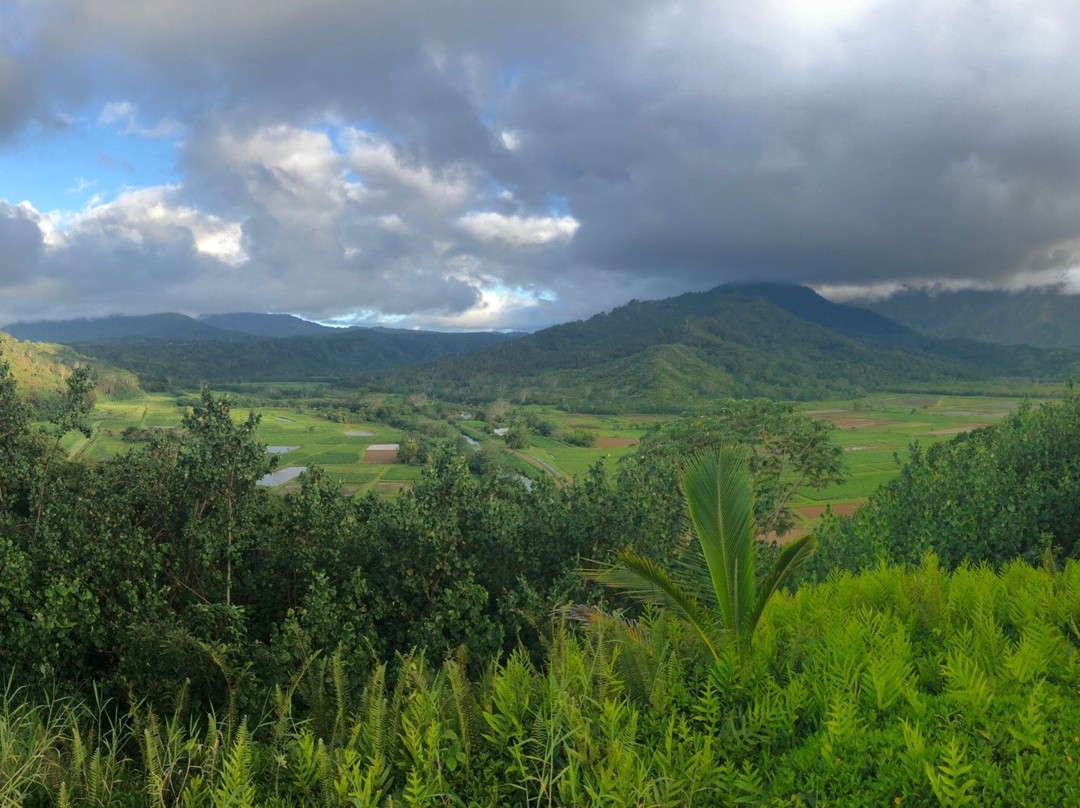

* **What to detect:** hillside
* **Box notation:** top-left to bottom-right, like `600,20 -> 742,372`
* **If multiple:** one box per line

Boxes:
0,331 -> 141,403
856,287 -> 1080,350
70,327 -> 518,389
368,284 -> 1080,411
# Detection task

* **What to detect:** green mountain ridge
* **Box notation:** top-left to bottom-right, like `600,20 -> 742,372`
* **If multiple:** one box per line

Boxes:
856,287 -> 1080,350
367,285 -> 1080,411
67,327 -> 518,389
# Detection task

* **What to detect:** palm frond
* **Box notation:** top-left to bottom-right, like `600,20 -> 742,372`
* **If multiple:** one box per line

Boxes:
680,449 -> 756,637
587,552 -> 722,661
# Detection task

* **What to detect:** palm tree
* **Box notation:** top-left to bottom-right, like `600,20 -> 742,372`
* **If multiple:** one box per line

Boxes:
588,447 -> 817,658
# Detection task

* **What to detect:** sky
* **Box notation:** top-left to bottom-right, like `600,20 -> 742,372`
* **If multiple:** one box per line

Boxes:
3,0 -> 1080,330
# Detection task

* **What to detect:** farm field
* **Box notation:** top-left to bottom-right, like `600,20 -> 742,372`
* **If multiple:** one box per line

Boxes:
69,394 -> 423,496
784,391 -> 1036,537
67,388 -> 1057,511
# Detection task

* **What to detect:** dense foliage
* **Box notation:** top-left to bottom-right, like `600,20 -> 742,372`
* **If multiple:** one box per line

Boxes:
811,395 -> 1080,575
0,355 -> 699,705
5,558 -> 1080,806
7,350 -> 1080,805
865,286 -> 1080,351
636,398 -> 844,536
0,331 -> 141,406
591,447 -> 818,658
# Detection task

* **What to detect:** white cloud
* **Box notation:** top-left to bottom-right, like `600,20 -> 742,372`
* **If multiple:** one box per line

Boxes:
62,186 -> 247,265
457,212 -> 579,246
98,100 -> 180,138
343,129 -> 473,211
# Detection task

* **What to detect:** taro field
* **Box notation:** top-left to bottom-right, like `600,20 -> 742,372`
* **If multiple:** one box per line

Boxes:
68,389 -> 1055,512
67,394 -> 423,496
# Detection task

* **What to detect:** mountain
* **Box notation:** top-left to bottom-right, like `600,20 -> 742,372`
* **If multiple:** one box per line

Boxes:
0,331 -> 141,404
68,328 -> 518,390
856,287 -> 1080,350
2,313 -> 239,343
197,312 -> 337,337
4,311 -> 339,341
724,283 -> 914,339
366,284 -> 1080,411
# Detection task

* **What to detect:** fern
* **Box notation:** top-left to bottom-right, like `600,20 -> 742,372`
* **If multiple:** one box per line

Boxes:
943,648 -> 993,716
1008,681 -> 1050,754
925,738 -> 976,807
214,720 -> 256,808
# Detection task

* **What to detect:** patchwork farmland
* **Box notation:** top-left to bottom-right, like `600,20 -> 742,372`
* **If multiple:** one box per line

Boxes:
69,390 -> 1048,515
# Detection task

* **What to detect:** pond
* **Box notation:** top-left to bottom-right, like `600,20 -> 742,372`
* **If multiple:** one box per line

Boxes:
256,466 -> 307,487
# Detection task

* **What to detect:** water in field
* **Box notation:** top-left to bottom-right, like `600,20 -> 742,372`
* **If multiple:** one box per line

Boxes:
257,466 -> 307,487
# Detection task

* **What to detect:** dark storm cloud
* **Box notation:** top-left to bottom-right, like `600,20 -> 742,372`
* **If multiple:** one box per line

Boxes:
4,0 -> 1080,325
0,203 -> 44,283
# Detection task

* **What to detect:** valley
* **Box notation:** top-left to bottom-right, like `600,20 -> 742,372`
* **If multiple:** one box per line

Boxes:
66,385 -> 1058,543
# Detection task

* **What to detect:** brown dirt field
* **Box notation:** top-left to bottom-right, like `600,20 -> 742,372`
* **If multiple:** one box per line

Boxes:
595,437 -> 639,448
764,524 -> 812,545
824,417 -> 896,429
363,449 -> 400,464
763,502 -> 863,545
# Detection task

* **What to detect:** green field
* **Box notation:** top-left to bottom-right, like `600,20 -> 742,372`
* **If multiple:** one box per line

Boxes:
69,388 -> 1057,510
71,396 -> 415,496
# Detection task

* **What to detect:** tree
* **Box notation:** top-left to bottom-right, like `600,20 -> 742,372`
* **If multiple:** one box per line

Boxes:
811,395 -> 1080,574
504,422 -> 529,450
179,389 -> 274,606
588,447 -> 818,657
635,398 -> 844,537
0,352 -> 31,508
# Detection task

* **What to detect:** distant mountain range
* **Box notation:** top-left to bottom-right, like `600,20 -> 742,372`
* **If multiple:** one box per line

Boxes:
0,312 -> 518,390
1,312 -> 338,342
367,284 -> 1080,411
57,328 -> 517,390
4,285 -> 1078,407
855,287 -> 1080,351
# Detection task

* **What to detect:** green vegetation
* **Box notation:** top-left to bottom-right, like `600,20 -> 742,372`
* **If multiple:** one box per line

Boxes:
590,447 -> 818,657
0,331 -> 140,407
7,328 -> 1080,804
811,394 -> 1080,576
4,558 -> 1080,805
68,327 -> 515,389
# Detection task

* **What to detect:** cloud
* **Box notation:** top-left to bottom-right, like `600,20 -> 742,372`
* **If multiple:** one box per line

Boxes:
5,1 -> 1080,327
0,202 -> 46,285
98,100 -> 181,138
457,212 -> 579,246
